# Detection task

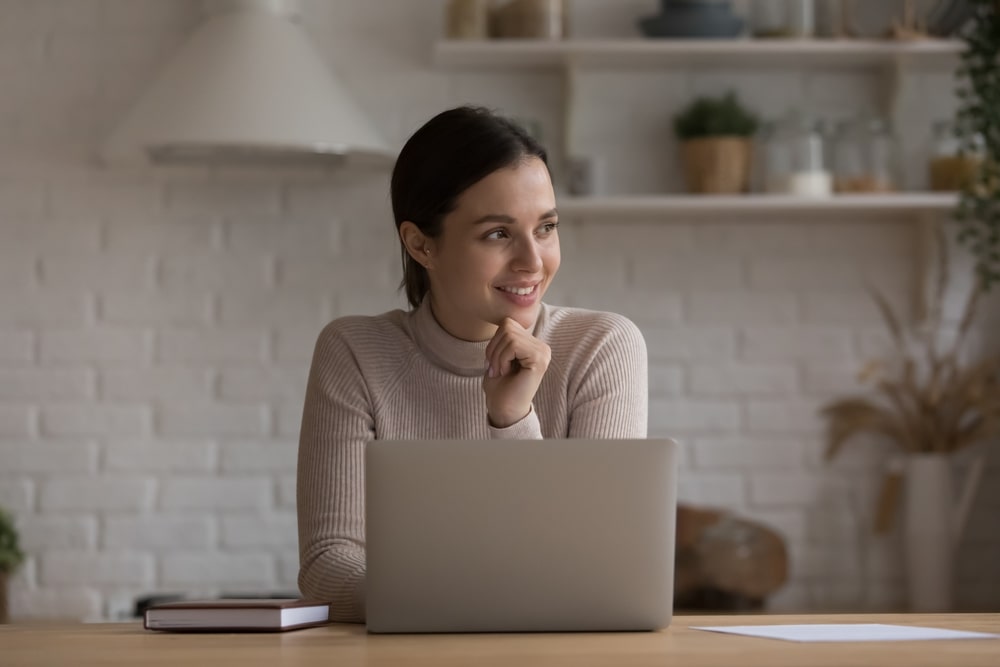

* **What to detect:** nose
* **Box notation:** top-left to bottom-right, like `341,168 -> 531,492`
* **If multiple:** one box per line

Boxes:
510,234 -> 543,273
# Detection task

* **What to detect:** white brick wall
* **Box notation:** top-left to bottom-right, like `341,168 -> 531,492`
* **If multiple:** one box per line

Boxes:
0,219 -> 101,254
10,587 -> 102,622
40,256 -> 156,291
0,331 -> 34,364
0,369 -> 93,401
160,553 -> 275,589
0,479 -> 35,513
156,405 -> 269,438
103,441 -> 216,473
220,514 -> 297,549
39,478 -> 156,513
1,0 -> 997,620
40,552 -> 154,587
101,293 -> 211,327
0,292 -> 91,326
18,516 -> 98,551
41,404 -> 149,437
40,330 -> 150,365
158,478 -> 273,512
156,330 -> 266,364
0,405 -> 35,436
104,516 -> 214,551
100,369 -> 213,401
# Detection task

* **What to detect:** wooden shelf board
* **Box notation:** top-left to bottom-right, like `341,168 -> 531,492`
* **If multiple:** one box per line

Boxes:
433,38 -> 963,69
557,193 -> 958,218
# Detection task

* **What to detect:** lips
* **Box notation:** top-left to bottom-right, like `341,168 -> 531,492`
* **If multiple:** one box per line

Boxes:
496,284 -> 538,296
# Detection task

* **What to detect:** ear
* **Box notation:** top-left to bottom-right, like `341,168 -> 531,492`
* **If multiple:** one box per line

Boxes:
399,221 -> 435,268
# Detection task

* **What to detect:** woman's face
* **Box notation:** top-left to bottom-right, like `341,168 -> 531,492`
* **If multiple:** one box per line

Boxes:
425,157 -> 560,341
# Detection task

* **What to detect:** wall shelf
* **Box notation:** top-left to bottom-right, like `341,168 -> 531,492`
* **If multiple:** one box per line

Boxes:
433,38 -> 964,70
557,193 -> 958,220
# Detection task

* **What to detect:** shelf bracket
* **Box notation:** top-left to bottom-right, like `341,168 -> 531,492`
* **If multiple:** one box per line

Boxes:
914,211 -> 944,325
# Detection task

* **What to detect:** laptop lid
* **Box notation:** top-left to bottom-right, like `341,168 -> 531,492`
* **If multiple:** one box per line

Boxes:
365,438 -> 677,633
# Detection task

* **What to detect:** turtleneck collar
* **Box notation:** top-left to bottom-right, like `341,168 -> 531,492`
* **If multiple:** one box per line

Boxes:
409,297 -> 548,377
410,297 -> 490,376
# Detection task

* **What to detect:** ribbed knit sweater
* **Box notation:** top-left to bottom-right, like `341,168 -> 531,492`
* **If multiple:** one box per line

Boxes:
296,298 -> 648,622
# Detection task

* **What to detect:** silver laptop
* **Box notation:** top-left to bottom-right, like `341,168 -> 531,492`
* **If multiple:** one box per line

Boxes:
365,438 -> 677,633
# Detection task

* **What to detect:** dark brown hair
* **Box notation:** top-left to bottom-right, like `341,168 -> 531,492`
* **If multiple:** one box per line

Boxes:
390,106 -> 548,309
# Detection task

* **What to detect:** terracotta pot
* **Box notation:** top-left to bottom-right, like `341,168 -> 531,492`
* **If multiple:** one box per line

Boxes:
680,136 -> 752,194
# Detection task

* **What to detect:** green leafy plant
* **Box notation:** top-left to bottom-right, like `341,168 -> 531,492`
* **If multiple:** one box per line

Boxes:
954,0 -> 1000,291
0,508 -> 25,575
673,92 -> 760,140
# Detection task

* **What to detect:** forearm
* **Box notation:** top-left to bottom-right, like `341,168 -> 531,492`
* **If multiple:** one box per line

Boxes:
296,322 -> 374,622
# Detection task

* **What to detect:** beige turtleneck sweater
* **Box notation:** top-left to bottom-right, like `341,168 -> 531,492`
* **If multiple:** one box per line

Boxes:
296,298 -> 648,622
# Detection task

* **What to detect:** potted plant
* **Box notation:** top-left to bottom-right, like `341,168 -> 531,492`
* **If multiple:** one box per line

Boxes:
0,507 -> 25,624
818,225 -> 1000,612
954,0 -> 1000,292
673,91 -> 759,194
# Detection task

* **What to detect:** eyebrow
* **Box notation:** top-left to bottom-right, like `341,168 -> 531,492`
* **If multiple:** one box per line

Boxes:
471,209 -> 559,225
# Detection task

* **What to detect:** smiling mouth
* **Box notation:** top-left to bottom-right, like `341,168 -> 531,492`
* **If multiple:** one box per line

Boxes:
496,285 -> 538,296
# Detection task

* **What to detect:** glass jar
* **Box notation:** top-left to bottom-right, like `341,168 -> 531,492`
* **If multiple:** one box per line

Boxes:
815,0 -> 848,37
492,0 -> 566,40
751,0 -> 814,38
445,0 -> 490,40
763,112 -> 833,196
929,119 -> 984,191
832,116 -> 898,193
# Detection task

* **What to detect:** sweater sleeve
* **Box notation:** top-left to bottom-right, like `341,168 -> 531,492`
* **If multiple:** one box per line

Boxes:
567,315 -> 649,438
488,405 -> 543,439
296,322 -> 372,623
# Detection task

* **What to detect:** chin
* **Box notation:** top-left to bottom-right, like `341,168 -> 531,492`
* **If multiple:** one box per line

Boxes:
508,305 -> 541,330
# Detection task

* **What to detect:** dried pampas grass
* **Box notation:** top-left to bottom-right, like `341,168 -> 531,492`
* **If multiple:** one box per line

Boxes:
820,224 -> 1000,460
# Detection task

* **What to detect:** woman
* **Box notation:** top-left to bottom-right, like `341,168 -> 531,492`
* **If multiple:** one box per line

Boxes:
297,106 -> 648,622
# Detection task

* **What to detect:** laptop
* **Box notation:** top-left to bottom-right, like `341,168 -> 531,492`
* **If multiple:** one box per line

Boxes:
365,438 -> 678,633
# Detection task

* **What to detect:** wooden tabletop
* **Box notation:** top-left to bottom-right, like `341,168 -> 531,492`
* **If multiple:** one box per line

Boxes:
1,613 -> 998,666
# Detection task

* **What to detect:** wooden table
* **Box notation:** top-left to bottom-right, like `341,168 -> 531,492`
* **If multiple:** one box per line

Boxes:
1,613 -> 998,666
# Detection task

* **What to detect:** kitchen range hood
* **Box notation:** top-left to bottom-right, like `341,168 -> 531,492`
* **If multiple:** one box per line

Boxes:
101,0 -> 392,167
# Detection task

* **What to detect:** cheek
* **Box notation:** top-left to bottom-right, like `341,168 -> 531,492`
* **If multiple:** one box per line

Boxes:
545,243 -> 561,273
449,249 -> 495,286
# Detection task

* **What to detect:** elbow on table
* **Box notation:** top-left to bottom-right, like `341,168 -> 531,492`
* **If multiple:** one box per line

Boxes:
298,547 -> 367,623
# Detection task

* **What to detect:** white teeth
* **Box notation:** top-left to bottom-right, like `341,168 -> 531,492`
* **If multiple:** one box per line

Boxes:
501,286 -> 534,296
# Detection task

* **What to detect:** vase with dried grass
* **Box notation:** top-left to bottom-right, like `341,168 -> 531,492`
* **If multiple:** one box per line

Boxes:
818,225 -> 1000,612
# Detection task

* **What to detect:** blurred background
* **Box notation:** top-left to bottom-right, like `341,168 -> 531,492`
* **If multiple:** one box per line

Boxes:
0,0 -> 998,622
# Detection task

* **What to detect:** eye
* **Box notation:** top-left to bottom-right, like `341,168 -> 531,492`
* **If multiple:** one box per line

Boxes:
539,221 -> 560,234
484,228 -> 510,240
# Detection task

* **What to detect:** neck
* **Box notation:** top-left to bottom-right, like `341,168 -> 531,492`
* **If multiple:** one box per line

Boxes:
427,294 -> 498,342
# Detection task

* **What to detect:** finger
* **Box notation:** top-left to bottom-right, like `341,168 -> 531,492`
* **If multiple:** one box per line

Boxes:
519,340 -> 550,370
488,337 -> 513,377
484,326 -> 508,364
504,337 -> 548,374
485,318 -> 523,358
487,329 -> 529,375
501,317 -> 527,333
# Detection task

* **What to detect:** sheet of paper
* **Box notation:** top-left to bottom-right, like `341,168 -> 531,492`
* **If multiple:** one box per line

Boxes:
691,623 -> 1000,643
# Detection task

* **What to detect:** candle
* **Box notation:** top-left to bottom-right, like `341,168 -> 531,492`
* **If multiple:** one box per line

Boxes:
787,170 -> 833,197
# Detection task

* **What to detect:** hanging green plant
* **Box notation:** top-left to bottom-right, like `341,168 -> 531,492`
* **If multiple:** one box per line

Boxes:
954,0 -> 1000,291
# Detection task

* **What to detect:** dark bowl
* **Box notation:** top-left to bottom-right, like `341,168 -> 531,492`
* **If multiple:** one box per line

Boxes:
638,10 -> 745,39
